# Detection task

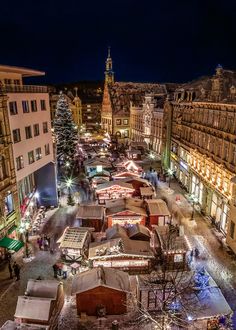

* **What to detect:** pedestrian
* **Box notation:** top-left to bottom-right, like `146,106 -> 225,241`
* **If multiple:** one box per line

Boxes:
57,263 -> 62,276
44,238 -> 49,251
8,262 -> 13,279
62,263 -> 68,279
195,247 -> 200,258
157,172 -> 160,181
13,262 -> 20,281
52,264 -> 58,278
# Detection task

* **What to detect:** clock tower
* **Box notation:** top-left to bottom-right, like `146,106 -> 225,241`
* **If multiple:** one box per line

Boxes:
104,47 -> 114,85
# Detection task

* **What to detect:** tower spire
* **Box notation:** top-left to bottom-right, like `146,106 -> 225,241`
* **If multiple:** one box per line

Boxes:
104,47 -> 114,85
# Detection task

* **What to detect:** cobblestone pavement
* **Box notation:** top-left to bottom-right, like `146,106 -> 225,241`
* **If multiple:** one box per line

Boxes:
157,179 -> 236,324
0,205 -> 79,327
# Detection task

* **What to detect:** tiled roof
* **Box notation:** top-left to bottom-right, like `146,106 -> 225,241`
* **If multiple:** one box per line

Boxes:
108,82 -> 167,115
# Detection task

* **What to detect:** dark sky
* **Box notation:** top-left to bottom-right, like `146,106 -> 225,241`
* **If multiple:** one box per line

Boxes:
1,0 -> 236,84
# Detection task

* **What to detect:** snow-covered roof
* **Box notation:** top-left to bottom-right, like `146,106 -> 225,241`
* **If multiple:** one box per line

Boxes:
0,320 -> 49,330
89,237 -> 154,259
71,267 -> 130,294
76,205 -> 105,219
105,198 -> 146,217
25,279 -> 61,299
14,296 -> 52,321
155,225 -> 188,252
127,224 -> 151,240
146,199 -> 170,216
106,224 -> 128,240
58,227 -> 89,249
96,180 -> 134,192
84,157 -> 112,167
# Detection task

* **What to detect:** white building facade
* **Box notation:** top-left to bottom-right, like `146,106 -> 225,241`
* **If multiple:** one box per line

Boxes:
0,65 -> 57,216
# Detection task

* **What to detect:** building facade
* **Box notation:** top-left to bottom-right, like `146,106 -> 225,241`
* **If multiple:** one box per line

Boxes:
0,65 -> 57,221
0,89 -> 20,249
130,94 -> 166,155
162,66 -> 236,252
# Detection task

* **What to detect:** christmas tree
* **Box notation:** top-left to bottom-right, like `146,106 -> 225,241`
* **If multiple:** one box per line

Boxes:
53,93 -> 78,166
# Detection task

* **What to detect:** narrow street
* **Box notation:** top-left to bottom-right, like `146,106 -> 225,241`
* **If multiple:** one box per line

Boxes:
157,179 -> 236,323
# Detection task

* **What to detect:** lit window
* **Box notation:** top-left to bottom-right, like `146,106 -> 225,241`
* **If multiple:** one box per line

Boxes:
35,147 -> 42,160
4,193 -> 14,215
28,150 -> 35,164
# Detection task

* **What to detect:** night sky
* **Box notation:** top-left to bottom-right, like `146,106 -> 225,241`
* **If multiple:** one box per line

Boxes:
1,0 -> 236,84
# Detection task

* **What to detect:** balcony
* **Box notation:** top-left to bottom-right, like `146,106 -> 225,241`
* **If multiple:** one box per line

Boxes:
2,84 -> 48,93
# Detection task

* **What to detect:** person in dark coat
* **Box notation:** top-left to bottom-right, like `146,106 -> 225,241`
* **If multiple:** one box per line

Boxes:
8,262 -> 13,279
53,264 -> 58,278
13,262 -> 20,281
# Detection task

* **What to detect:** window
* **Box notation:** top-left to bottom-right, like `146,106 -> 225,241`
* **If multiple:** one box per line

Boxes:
25,126 -> 32,139
4,79 -> 11,85
16,155 -> 24,170
45,143 -> 50,155
43,122 -> 48,133
0,156 -> 7,179
28,151 -> 34,164
33,124 -> 40,136
13,79 -> 20,85
35,147 -> 42,160
12,129 -> 21,143
31,100 -> 37,112
123,119 -> 128,125
40,100 -> 46,111
9,101 -> 18,115
230,221 -> 235,239
4,193 -> 14,215
22,100 -> 30,113
124,130 -> 129,138
116,119 -> 121,125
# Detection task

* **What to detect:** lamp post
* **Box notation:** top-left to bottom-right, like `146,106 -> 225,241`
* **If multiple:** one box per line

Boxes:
167,169 -> 174,188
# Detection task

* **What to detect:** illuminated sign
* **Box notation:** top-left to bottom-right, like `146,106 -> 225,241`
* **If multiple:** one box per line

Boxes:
97,165 -> 103,173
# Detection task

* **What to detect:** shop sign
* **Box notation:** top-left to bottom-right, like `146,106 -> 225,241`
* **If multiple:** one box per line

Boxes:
171,153 -> 178,161
180,160 -> 188,171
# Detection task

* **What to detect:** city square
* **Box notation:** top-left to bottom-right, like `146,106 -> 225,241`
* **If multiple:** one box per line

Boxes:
0,1 -> 236,329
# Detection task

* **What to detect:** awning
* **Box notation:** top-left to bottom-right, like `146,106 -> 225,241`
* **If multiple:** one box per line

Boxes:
0,237 -> 24,251
7,225 -> 17,235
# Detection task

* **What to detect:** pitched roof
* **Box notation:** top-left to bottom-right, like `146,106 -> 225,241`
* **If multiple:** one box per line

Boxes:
127,224 -> 151,239
106,224 -> 128,240
77,205 -> 104,219
84,157 -> 112,167
140,187 -> 154,196
89,237 -> 154,259
14,296 -> 52,321
71,267 -> 130,294
58,227 -> 89,249
25,280 -> 60,299
96,180 -> 134,192
155,225 -> 188,252
105,198 -> 147,216
108,82 -> 167,115
146,199 -> 170,216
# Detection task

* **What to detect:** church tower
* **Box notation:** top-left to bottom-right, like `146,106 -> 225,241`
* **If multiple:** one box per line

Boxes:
104,47 -> 114,84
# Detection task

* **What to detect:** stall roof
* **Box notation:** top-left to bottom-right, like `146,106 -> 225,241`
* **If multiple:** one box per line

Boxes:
127,224 -> 151,239
106,224 -> 128,240
146,199 -> 170,216
0,320 -> 49,330
71,266 -> 130,294
155,225 -> 188,252
58,227 -> 89,249
105,198 -> 147,216
89,237 -> 154,259
14,296 -> 52,321
112,171 -> 140,178
84,157 -> 112,167
25,279 -> 61,299
77,205 -> 104,219
96,180 -> 134,192
140,187 -> 154,196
